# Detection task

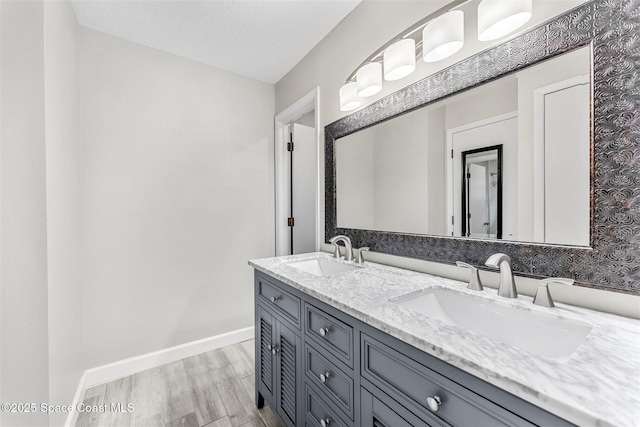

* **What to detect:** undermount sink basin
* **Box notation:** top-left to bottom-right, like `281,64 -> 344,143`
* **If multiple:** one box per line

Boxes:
286,258 -> 359,277
392,288 -> 592,359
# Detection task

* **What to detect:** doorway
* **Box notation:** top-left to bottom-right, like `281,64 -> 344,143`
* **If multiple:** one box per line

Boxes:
461,145 -> 502,239
447,112 -> 517,239
274,88 -> 321,255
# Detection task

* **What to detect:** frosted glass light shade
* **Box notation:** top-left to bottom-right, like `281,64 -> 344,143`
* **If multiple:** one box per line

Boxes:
356,62 -> 382,97
478,0 -> 532,41
339,82 -> 361,111
423,10 -> 464,63
384,39 -> 416,81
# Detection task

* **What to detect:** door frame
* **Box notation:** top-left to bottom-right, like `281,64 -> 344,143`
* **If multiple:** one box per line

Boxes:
274,88 -> 321,256
461,145 -> 503,239
446,111 -> 516,237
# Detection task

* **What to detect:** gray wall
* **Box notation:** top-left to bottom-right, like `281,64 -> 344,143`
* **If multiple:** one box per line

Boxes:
79,28 -> 275,368
0,1 -> 50,425
44,2 -> 84,425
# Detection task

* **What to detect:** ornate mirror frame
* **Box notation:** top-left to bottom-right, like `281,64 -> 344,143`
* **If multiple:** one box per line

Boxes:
325,0 -> 639,294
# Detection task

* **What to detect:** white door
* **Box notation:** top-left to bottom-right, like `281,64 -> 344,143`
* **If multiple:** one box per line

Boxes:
467,163 -> 489,238
543,83 -> 590,245
289,123 -> 316,254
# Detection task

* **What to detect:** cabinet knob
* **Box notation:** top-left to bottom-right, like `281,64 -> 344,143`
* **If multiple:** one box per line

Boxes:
319,372 -> 330,383
271,345 -> 279,355
270,296 -> 280,303
320,417 -> 330,427
266,344 -> 272,351
319,327 -> 329,337
426,395 -> 442,412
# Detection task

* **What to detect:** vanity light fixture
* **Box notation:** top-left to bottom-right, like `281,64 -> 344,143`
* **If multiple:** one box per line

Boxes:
422,10 -> 464,63
478,0 -> 532,41
356,62 -> 383,97
339,82 -> 362,112
383,39 -> 416,81
338,0 -> 533,112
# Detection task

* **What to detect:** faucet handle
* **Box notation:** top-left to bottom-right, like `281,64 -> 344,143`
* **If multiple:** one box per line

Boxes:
331,243 -> 341,259
356,247 -> 370,265
533,278 -> 574,307
456,261 -> 483,291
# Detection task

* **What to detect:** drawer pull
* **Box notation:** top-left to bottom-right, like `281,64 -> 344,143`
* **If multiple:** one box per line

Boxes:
426,395 -> 442,412
319,372 -> 330,383
319,327 -> 329,337
320,417 -> 331,427
270,296 -> 280,303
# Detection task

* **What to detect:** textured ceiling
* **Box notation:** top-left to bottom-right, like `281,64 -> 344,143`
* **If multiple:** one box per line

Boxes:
71,0 -> 361,84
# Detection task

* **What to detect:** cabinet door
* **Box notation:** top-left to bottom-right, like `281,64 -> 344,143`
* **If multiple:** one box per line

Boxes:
257,306 -> 276,403
277,322 -> 301,427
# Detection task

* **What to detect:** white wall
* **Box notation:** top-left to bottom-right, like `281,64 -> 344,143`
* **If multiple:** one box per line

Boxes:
337,109 -> 430,234
445,77 -> 518,130
44,2 -> 84,425
79,28 -> 275,368
373,111 -> 429,234
336,130 -> 374,229
0,1 -> 50,425
427,106 -> 447,235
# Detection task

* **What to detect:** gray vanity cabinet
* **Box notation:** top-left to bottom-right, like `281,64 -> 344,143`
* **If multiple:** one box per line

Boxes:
254,271 -> 575,427
303,303 -> 355,427
255,277 -> 304,427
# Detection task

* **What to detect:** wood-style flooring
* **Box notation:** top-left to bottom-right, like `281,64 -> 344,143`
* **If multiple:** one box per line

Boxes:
76,339 -> 285,427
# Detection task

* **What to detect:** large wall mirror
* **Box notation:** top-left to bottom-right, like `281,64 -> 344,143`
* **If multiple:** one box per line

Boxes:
325,0 -> 640,294
337,46 -> 590,246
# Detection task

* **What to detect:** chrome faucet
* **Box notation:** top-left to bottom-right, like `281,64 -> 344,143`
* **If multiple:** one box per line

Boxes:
484,253 -> 517,298
329,235 -> 353,261
533,277 -> 574,307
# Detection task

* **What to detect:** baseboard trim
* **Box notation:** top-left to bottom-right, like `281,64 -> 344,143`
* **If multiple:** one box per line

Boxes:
64,326 -> 254,426
85,326 -> 255,387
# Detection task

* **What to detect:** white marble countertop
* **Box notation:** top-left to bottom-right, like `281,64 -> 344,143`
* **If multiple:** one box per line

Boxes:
249,252 -> 640,427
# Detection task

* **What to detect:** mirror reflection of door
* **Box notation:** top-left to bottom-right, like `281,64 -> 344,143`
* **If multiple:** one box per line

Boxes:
461,145 -> 502,239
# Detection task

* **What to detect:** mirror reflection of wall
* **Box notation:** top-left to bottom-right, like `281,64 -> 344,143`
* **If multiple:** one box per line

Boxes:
336,45 -> 590,246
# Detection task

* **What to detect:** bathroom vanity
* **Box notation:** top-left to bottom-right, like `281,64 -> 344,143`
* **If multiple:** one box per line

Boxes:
250,253 -> 640,427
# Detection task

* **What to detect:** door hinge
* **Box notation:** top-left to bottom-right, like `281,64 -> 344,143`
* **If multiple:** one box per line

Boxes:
468,213 -> 472,219
287,217 -> 295,227
451,215 -> 454,225
287,142 -> 294,152
451,149 -> 454,158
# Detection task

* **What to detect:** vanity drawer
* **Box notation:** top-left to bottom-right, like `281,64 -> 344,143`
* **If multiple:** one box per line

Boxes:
305,344 -> 354,419
361,334 -> 535,427
305,384 -> 350,427
305,303 -> 354,368
257,275 -> 301,327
